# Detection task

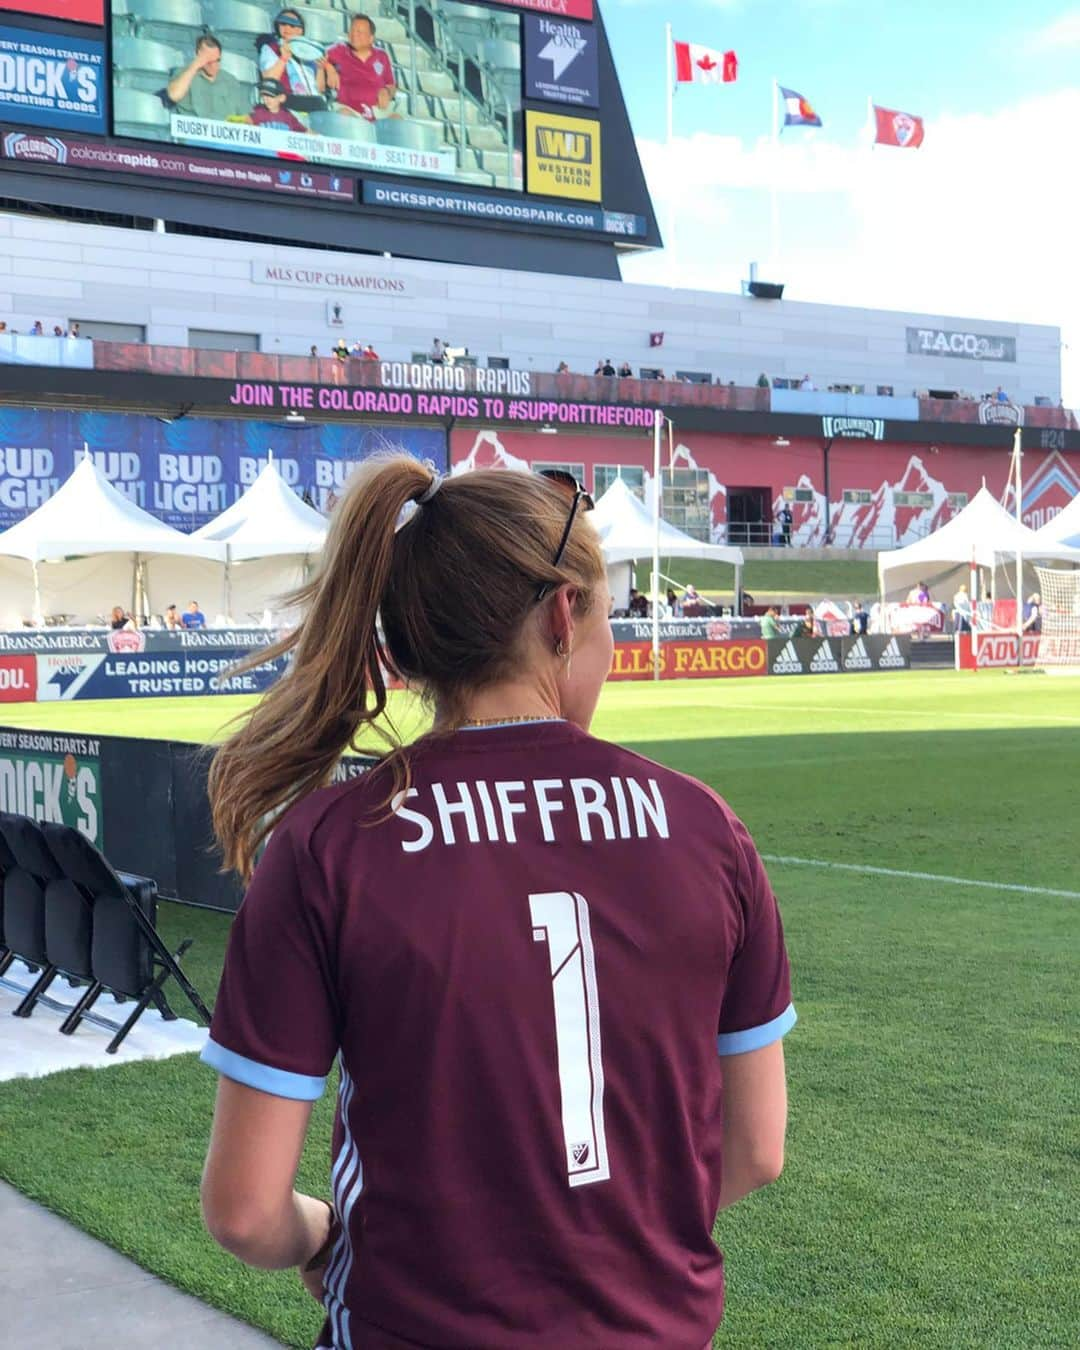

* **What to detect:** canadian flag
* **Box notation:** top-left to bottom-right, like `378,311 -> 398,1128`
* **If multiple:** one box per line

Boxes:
873,104 -> 925,148
674,41 -> 737,85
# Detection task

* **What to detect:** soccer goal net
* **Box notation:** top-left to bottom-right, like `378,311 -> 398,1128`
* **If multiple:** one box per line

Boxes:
1033,566 -> 1080,671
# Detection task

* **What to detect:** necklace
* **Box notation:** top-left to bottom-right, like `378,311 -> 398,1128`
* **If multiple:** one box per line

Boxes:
461,715 -> 560,727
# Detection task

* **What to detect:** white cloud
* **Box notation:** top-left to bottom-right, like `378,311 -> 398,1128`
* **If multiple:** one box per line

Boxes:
1025,9 -> 1080,51
623,90 -> 1080,403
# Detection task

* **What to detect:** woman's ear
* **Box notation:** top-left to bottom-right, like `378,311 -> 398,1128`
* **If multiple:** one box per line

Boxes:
547,586 -> 578,652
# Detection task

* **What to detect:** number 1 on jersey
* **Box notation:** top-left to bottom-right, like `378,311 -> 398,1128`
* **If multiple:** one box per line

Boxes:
530,891 -> 610,1188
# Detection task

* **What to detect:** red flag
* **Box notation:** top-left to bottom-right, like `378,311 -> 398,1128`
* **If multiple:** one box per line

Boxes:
673,40 -> 737,85
873,104 -> 925,148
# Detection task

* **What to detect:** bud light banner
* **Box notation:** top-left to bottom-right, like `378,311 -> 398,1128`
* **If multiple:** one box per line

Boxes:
0,408 -> 447,529
0,26 -> 106,135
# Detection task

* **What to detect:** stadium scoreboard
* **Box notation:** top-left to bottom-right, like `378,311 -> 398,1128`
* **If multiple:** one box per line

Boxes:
0,0 -> 657,270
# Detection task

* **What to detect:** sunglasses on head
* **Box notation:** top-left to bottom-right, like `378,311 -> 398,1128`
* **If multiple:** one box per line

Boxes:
535,469 -> 594,603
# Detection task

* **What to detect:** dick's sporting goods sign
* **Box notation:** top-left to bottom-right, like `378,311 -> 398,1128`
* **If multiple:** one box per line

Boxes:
0,727 -> 101,844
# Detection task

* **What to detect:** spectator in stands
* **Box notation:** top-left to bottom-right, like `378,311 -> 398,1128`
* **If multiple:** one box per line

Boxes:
777,503 -> 793,546
557,361 -> 570,374
430,338 -> 446,365
799,374 -> 815,391
31,320 -> 43,335
361,343 -> 379,361
756,372 -> 770,388
618,361 -> 633,378
798,606 -> 817,638
951,583 -> 971,633
628,587 -> 648,617
168,35 -> 250,121
851,600 -> 869,636
598,359 -> 616,377
333,337 -> 349,362
258,7 -> 322,111
164,604 -> 182,631
0,322 -> 6,334
52,325 -> 63,337
995,385 -> 1008,403
1022,593 -> 1042,634
683,583 -> 702,612
320,13 -> 397,119
109,606 -> 135,631
916,580 -> 931,604
760,605 -> 781,639
666,588 -> 680,617
182,600 -> 207,630
248,78 -> 309,133
309,344 -> 319,358
69,321 -> 79,338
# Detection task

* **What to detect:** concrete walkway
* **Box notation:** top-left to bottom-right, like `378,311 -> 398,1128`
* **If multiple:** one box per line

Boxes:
0,1182 -> 285,1348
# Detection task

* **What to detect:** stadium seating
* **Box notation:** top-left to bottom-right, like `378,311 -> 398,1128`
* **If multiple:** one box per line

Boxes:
309,109 -> 376,141
0,812 -> 209,1054
113,35 -> 184,94
123,0 -> 205,46
113,87 -> 172,137
203,0 -> 271,45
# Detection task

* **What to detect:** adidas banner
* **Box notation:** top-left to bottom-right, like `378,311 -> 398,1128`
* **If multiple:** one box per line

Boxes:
767,636 -> 910,676
840,634 -> 911,672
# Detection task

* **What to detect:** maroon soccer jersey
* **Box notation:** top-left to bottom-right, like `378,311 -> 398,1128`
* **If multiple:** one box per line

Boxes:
325,43 -> 395,116
203,721 -> 796,1349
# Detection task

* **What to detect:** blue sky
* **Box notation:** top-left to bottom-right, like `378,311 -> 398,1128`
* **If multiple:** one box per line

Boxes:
602,0 -> 1080,401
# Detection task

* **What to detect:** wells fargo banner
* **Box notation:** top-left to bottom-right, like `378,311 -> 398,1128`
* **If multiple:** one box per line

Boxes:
610,639 -> 768,682
526,109 -> 602,202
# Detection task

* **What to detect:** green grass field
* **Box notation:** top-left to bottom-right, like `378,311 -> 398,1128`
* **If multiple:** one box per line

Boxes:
636,556 -> 881,600
2,673 -> 1078,1348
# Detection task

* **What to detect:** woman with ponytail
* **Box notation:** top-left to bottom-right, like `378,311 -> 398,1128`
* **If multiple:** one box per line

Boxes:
200,456 -> 795,1350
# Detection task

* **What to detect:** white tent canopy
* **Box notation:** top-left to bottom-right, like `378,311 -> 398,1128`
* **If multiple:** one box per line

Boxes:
592,477 -> 744,567
877,485 -> 1080,603
192,458 -> 327,624
1032,491 -> 1080,550
0,455 -> 224,625
0,455 -> 223,563
192,458 -> 327,560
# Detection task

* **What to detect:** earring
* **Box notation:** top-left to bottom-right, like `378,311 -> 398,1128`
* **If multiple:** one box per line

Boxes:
555,638 -> 568,658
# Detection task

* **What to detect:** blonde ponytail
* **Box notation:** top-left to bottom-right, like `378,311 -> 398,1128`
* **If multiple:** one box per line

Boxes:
209,455 -> 431,878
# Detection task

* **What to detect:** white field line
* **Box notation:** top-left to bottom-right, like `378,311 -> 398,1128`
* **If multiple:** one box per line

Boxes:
721,704 -> 1080,725
762,855 -> 1080,900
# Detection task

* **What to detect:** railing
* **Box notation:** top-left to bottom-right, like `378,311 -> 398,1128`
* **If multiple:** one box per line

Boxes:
3,334 -> 1077,430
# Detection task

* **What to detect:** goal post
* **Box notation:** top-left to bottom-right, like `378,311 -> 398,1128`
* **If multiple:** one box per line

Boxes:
1033,566 -> 1080,673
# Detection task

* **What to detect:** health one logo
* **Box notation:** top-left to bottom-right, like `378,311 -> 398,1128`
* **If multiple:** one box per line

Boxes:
535,126 -> 593,163
537,19 -> 588,81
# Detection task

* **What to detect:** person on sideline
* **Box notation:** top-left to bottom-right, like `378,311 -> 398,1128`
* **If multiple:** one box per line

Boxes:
760,605 -> 781,639
181,600 -> 206,630
199,459 -> 795,1350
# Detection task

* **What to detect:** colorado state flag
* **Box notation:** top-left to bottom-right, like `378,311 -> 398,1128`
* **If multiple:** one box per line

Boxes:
780,86 -> 822,128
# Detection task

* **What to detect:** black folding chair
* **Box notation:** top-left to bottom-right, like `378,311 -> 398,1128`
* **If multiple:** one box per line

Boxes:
0,827 -> 17,979
0,812 -> 66,1017
40,819 -> 211,1053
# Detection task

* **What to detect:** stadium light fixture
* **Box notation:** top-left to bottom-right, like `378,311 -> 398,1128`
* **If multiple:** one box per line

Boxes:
539,423 -> 558,435
284,410 -> 306,425
773,436 -> 790,446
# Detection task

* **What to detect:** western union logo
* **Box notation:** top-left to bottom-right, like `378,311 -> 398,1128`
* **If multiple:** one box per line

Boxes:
526,110 -> 601,202
535,127 -> 593,163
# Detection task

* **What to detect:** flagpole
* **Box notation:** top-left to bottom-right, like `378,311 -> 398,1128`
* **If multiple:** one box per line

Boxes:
665,23 -> 676,283
770,78 -> 780,268
867,94 -> 874,150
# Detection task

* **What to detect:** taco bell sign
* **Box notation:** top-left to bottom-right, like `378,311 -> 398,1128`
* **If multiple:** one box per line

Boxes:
0,27 -> 106,134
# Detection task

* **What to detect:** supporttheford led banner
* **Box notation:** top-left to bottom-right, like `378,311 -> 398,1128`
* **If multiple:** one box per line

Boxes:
0,27 -> 106,135
0,408 -> 446,529
110,3 -> 522,190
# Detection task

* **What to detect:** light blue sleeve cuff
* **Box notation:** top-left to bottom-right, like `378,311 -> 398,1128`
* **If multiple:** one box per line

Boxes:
717,1003 -> 797,1057
200,1038 -> 327,1101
